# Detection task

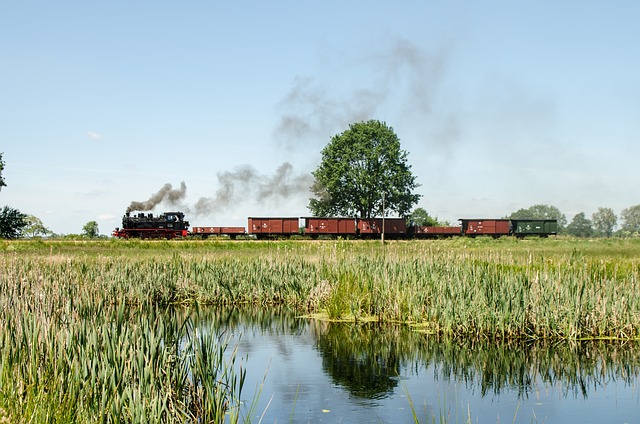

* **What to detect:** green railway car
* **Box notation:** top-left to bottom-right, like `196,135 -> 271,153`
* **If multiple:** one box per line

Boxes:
511,219 -> 558,237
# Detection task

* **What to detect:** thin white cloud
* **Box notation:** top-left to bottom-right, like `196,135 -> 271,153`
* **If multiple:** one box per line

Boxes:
77,189 -> 109,197
87,131 -> 102,140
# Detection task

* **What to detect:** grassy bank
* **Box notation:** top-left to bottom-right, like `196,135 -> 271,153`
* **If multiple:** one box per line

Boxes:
2,237 -> 640,340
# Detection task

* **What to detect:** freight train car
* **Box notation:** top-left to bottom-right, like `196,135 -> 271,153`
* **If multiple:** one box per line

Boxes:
303,217 -> 357,238
511,219 -> 558,237
358,217 -> 407,238
248,217 -> 300,239
190,226 -> 246,239
459,219 -> 511,237
302,217 -> 408,238
412,226 -> 462,238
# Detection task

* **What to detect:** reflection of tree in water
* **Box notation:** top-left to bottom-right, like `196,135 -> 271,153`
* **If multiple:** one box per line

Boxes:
309,318 -> 640,400
312,321 -> 422,399
191,307 -> 640,401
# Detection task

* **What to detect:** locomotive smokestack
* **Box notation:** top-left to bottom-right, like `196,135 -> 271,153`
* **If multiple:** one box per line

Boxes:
126,181 -> 187,213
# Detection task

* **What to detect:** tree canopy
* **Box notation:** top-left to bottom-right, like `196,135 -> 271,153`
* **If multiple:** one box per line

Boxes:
0,153 -> 6,191
566,212 -> 594,238
82,221 -> 100,238
0,206 -> 27,239
620,205 -> 640,234
24,215 -> 52,238
409,207 -> 450,227
308,120 -> 421,218
592,207 -> 617,238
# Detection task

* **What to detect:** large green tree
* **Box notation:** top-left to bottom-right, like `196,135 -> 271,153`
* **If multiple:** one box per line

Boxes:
509,204 -> 567,230
309,120 -> 421,218
82,220 -> 100,238
620,205 -> 640,234
591,207 -> 617,238
0,206 -> 27,239
566,212 -> 593,238
0,156 -> 28,238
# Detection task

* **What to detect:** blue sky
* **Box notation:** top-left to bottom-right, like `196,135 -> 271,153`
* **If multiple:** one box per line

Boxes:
1,1 -> 638,235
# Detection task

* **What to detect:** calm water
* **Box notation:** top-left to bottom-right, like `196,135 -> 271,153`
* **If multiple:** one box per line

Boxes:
198,308 -> 640,423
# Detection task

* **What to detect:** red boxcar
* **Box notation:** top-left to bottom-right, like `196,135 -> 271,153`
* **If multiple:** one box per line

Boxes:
413,226 -> 462,237
191,226 -> 246,239
459,219 -> 511,237
303,217 -> 357,237
191,226 -> 221,236
220,227 -> 246,236
358,218 -> 407,237
248,217 -> 299,237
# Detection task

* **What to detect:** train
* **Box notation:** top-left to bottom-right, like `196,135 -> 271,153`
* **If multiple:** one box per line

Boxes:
112,212 -> 190,239
112,212 -> 558,239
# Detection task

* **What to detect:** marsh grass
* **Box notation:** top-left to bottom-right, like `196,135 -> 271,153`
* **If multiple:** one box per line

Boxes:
0,272 -> 252,423
2,238 -> 640,340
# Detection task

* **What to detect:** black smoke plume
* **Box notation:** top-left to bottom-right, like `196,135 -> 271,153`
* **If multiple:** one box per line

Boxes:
274,37 -> 452,148
126,182 -> 187,213
193,162 -> 312,216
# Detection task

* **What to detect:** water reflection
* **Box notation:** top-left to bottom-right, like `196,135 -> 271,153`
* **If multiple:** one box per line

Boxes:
315,322 -> 402,399
430,338 -> 640,399
186,307 -> 640,422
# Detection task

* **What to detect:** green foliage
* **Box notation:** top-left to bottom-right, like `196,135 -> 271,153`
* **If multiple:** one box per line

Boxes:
509,204 -> 567,230
23,215 -> 51,238
592,207 -> 617,238
0,152 -> 6,191
82,220 -> 100,238
620,204 -> 640,234
0,205 -> 27,239
409,207 -> 449,226
566,212 -> 594,238
309,120 -> 421,218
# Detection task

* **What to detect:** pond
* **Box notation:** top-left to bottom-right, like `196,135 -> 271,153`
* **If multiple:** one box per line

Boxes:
199,308 -> 640,423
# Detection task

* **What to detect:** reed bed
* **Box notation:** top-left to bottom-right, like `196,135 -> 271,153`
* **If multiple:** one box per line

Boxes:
1,238 -> 640,421
0,261 -> 253,423
2,239 -> 640,340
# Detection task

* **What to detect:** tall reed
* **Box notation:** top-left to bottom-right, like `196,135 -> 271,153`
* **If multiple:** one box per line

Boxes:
0,257 -> 251,423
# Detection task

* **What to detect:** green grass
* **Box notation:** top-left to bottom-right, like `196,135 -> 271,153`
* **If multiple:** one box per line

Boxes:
2,237 -> 640,339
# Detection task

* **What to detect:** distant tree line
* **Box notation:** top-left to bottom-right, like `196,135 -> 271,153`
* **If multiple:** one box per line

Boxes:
563,206 -> 640,238
409,203 -> 640,238
506,203 -> 640,238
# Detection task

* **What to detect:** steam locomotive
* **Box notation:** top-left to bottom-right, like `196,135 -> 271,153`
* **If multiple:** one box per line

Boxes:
112,212 -> 190,239
112,212 -> 558,239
